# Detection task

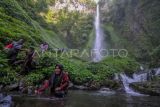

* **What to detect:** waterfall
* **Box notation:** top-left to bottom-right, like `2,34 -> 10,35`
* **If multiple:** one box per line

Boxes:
92,3 -> 104,62
120,73 -> 146,96
115,68 -> 160,95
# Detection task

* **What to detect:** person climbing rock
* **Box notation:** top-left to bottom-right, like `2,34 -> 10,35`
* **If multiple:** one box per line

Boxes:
21,47 -> 35,75
35,64 -> 69,98
7,39 -> 25,65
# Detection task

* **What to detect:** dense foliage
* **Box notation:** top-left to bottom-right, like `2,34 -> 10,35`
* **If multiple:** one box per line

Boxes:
100,0 -> 160,67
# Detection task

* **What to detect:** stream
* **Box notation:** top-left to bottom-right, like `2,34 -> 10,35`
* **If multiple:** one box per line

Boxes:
12,90 -> 160,107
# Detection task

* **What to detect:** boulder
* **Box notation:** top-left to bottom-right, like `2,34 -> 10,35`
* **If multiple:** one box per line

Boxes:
87,81 -> 101,90
130,80 -> 160,96
69,85 -> 88,90
0,93 -> 12,107
3,83 -> 19,91
101,80 -> 121,90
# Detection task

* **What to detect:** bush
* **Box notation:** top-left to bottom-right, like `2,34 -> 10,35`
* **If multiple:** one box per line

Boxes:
0,67 -> 18,85
24,73 -> 44,85
58,58 -> 94,85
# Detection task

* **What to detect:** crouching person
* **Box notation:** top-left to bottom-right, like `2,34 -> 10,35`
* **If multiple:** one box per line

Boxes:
35,64 -> 69,98
50,64 -> 69,98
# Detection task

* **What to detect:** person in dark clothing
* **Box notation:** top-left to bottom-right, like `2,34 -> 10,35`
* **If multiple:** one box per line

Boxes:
21,47 -> 35,75
49,64 -> 69,98
7,39 -> 25,65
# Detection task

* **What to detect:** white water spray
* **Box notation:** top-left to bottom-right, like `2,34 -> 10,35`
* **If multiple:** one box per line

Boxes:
115,68 -> 160,96
120,73 -> 145,96
92,3 -> 104,62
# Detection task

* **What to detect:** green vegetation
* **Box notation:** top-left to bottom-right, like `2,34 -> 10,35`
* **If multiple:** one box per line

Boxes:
0,0 -> 66,49
1,0 -> 158,90
45,9 -> 94,48
0,0 -> 95,49
101,0 -> 160,67
0,49 -> 139,86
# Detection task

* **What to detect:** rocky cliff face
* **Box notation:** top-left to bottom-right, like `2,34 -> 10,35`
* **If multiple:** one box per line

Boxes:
49,0 -> 95,13
100,0 -> 160,67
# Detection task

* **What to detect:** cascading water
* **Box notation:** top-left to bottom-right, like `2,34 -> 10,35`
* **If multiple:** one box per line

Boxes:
115,68 -> 160,95
120,73 -> 145,96
92,2 -> 104,62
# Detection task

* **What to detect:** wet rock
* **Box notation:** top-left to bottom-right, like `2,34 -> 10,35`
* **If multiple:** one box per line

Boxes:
101,80 -> 121,90
3,83 -> 19,91
99,87 -> 111,91
116,87 -> 126,93
71,80 -> 122,91
69,81 -> 101,90
69,85 -> 88,90
130,79 -> 160,96
98,87 -> 116,95
87,81 -> 101,90
0,93 -> 13,107
68,82 -> 74,88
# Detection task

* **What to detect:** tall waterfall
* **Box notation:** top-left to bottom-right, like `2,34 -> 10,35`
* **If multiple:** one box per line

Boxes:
92,3 -> 104,62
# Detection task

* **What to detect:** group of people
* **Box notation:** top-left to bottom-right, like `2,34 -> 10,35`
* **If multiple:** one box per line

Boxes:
4,39 -> 70,97
4,39 -> 50,74
4,39 -> 36,74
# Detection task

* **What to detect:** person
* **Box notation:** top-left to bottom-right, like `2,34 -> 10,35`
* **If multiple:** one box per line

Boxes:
40,42 -> 48,53
4,42 -> 13,53
7,39 -> 25,65
4,43 -> 13,50
35,64 -> 69,98
49,64 -> 69,97
35,80 -> 49,94
21,47 -> 35,75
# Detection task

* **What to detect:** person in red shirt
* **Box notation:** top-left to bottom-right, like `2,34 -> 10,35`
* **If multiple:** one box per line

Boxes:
35,80 -> 49,94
